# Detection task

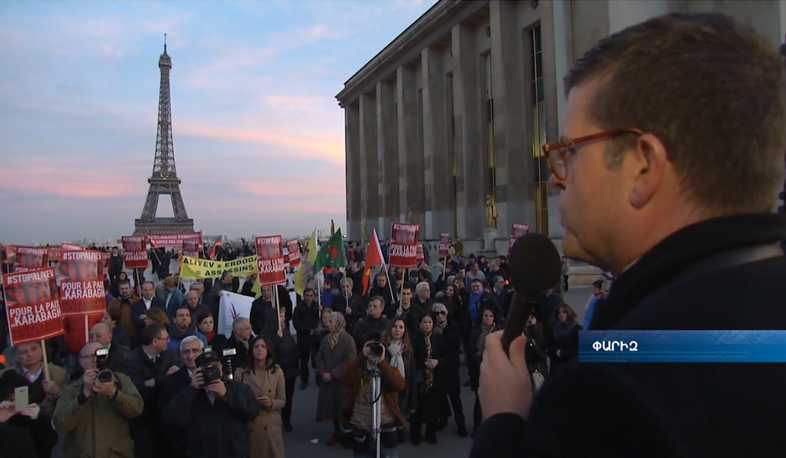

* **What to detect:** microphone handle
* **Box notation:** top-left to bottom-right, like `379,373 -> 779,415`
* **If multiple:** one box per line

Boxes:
501,291 -> 535,356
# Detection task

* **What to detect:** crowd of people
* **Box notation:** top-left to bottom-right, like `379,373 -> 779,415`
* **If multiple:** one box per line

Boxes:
0,235 -> 597,458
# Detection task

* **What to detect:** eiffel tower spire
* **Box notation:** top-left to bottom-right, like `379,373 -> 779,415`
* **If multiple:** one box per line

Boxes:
134,38 -> 194,235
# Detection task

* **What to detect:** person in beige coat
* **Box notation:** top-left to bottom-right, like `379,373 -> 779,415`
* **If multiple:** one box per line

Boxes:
235,334 -> 286,458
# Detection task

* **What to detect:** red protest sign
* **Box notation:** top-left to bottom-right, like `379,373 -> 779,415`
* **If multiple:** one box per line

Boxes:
389,222 -> 419,268
415,244 -> 425,265
122,236 -> 148,269
508,223 -> 531,254
61,243 -> 84,252
255,235 -> 286,286
147,232 -> 202,248
2,268 -> 64,346
8,246 -> 48,271
182,240 -> 199,258
101,252 -> 110,279
286,239 -> 301,267
58,250 -> 106,316
438,233 -> 450,256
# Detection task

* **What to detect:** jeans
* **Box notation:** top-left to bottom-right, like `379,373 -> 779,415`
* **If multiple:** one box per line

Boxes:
353,444 -> 400,458
281,377 -> 296,424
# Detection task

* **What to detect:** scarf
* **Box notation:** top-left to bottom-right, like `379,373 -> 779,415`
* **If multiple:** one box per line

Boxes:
421,333 -> 434,394
170,322 -> 197,341
435,320 -> 447,331
387,340 -> 406,379
476,323 -> 496,358
552,320 -> 575,341
204,329 -> 215,343
468,291 -> 483,323
328,312 -> 346,348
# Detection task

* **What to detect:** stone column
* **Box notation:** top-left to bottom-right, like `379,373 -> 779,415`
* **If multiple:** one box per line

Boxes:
552,0 -> 573,135
422,46 -> 451,240
452,23 -> 484,240
397,64 -> 422,226
359,92 -> 378,240
376,81 -> 398,239
345,102 -> 362,241
489,0 -> 532,244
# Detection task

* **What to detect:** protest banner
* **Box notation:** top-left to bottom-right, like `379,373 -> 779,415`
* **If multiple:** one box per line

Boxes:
438,232 -> 450,256
47,245 -> 61,263
57,250 -> 105,316
416,244 -> 425,265
255,235 -> 286,286
122,236 -> 148,269
2,268 -> 64,346
147,232 -> 202,247
61,243 -> 83,252
182,240 -> 200,258
286,239 -> 301,268
7,246 -> 48,272
218,292 -> 253,338
101,252 -> 110,279
388,222 -> 419,268
508,223 -> 531,254
180,255 -> 258,279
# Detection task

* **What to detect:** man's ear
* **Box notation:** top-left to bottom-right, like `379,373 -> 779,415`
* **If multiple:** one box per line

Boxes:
628,133 -> 669,209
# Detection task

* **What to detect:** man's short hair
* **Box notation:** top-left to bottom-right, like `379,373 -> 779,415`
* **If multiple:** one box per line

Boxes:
118,280 -> 131,288
564,12 -> 786,214
91,321 -> 112,335
180,335 -> 204,352
142,281 -> 154,289
415,282 -> 429,295
106,304 -> 123,323
141,322 -> 166,346
221,270 -> 231,281
401,283 -> 413,294
471,278 -> 483,286
233,316 -> 249,330
368,296 -> 385,308
340,277 -> 353,288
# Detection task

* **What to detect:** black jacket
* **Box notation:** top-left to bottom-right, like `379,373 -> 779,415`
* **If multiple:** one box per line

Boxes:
352,316 -> 389,351
470,213 -> 786,458
108,342 -> 131,371
292,299 -> 320,348
264,327 -> 299,381
249,297 -> 273,336
225,335 -> 251,370
162,380 -> 259,458
119,346 -> 178,432
129,297 -> 166,335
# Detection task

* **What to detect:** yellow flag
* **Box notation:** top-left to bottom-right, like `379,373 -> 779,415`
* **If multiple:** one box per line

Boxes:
294,231 -> 317,297
251,276 -> 261,299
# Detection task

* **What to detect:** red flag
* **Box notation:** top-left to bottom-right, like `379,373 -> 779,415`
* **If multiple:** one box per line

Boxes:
207,240 -> 222,260
361,267 -> 371,296
366,229 -> 384,268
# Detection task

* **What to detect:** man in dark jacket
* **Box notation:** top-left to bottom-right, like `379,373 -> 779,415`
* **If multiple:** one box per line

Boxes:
263,307 -> 298,432
130,281 -> 166,345
471,12 -> 786,458
352,296 -> 389,351
249,285 -> 273,336
120,323 -> 178,458
158,335 -> 204,458
366,271 -> 397,317
292,288 -> 320,389
161,349 -> 259,458
337,277 -> 366,335
88,322 -> 130,371
108,246 -> 123,284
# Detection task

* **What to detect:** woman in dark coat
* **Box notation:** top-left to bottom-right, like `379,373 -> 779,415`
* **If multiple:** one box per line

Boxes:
432,303 -> 467,437
546,304 -> 582,374
467,307 -> 502,437
315,311 -> 356,446
264,307 -> 299,432
410,313 -> 448,445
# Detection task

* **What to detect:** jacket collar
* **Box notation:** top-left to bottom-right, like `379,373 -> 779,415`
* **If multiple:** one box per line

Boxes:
591,212 -> 786,330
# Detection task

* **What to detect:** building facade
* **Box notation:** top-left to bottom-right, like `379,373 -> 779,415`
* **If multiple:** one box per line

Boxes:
336,0 -> 786,256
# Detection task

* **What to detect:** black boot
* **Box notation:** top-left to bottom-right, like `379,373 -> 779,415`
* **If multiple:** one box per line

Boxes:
458,423 -> 468,438
436,417 -> 448,431
425,425 -> 438,444
410,424 -> 422,445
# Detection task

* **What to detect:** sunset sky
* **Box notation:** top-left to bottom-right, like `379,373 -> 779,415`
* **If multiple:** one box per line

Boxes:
0,0 -> 435,244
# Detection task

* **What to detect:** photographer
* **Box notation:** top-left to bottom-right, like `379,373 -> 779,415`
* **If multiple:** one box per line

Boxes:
53,341 -> 143,458
337,339 -> 407,458
472,12 -> 786,458
162,346 -> 259,458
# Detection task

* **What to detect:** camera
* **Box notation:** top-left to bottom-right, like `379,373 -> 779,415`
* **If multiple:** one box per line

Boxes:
95,347 -> 113,382
365,331 -> 385,358
196,347 -> 221,386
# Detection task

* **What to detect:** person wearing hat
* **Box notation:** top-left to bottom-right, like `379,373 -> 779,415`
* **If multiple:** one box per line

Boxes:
53,341 -> 143,458
164,277 -> 186,320
0,370 -> 54,458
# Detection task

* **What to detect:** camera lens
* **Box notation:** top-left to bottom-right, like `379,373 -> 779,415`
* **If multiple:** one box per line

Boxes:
97,370 -> 112,383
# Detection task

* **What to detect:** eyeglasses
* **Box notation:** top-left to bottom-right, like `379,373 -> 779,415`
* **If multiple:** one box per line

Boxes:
542,128 -> 643,180
79,354 -> 97,360
435,311 -> 447,315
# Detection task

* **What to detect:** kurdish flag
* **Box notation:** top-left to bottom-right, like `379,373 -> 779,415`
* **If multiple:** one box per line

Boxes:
313,229 -> 346,273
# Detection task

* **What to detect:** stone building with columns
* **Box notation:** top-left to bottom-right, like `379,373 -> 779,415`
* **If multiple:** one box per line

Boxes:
336,0 -> 786,258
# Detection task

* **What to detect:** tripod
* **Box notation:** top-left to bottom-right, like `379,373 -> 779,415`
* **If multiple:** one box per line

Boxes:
369,365 -> 382,458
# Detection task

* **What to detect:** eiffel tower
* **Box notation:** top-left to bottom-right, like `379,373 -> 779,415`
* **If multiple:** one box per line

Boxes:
134,37 -> 194,235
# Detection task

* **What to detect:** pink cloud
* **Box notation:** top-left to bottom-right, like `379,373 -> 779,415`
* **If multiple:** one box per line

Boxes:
236,180 -> 345,197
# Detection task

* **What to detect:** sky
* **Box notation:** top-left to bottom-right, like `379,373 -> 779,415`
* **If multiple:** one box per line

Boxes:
0,0 -> 437,244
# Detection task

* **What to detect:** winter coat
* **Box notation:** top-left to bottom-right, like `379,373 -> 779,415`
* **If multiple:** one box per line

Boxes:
53,372 -> 143,458
315,332 -> 356,422
235,366 -> 286,458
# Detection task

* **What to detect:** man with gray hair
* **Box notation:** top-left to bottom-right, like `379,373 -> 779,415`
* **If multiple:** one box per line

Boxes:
413,281 -> 435,316
160,336 -> 204,412
338,277 -> 365,335
89,322 -> 129,371
226,317 -> 253,368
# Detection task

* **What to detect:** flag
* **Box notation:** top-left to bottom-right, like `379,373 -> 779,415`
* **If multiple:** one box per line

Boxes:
251,277 -> 261,299
294,231 -> 318,297
207,240 -> 222,260
313,229 -> 346,273
365,229 -> 384,268
361,267 -> 372,296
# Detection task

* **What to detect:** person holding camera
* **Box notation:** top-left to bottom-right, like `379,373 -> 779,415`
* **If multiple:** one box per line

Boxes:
337,339 -> 407,458
53,341 -> 143,458
162,345 -> 259,458
235,335 -> 286,458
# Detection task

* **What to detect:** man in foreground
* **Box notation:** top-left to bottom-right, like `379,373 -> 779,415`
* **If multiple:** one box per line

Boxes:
472,12 -> 786,458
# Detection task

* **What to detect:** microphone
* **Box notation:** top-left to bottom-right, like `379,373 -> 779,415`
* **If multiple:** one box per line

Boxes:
500,232 -> 562,355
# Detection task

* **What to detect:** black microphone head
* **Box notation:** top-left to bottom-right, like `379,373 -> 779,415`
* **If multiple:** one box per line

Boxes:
508,232 -> 562,296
